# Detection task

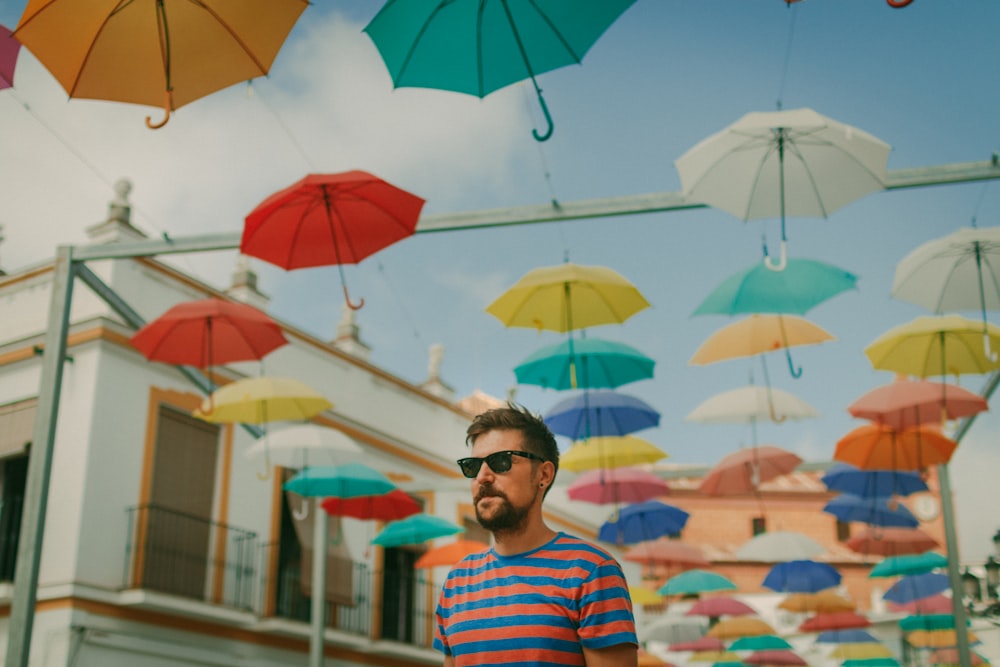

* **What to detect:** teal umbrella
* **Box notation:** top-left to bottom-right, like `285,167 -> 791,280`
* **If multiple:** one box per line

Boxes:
899,614 -> 968,632
870,552 -> 949,578
658,569 -> 737,596
514,337 -> 655,390
371,513 -> 464,548
730,635 -> 792,651
283,463 -> 396,499
363,0 -> 636,142
842,660 -> 901,667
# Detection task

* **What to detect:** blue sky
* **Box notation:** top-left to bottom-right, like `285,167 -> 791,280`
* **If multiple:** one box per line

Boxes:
0,1 -> 998,557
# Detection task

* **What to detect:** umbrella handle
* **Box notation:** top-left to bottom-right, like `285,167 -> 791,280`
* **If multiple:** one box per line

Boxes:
343,283 -> 365,311
292,502 -> 310,521
145,91 -> 173,129
785,346 -> 803,379
887,0 -> 913,6
531,91 -> 554,143
985,331 -> 998,362
763,239 -> 788,272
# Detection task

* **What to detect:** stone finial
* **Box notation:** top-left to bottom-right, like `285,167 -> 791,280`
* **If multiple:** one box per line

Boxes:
85,177 -> 147,244
420,343 -> 454,400
225,254 -> 270,310
108,178 -> 132,224
332,302 -> 371,361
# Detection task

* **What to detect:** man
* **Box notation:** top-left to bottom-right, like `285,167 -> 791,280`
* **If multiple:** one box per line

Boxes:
434,403 -> 638,666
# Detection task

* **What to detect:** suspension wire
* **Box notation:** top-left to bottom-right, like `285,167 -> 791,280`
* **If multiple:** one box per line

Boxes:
969,181 -> 992,228
521,82 -> 560,207
376,259 -> 423,342
245,80 -> 317,171
775,3 -> 799,110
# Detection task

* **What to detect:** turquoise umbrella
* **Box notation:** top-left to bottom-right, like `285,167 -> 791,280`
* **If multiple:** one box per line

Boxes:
283,463 -> 396,499
899,614 -> 968,632
514,337 -> 655,390
730,635 -> 792,651
842,660 -> 901,667
371,513 -> 464,548
658,569 -> 737,596
870,552 -> 949,578
364,0 -> 636,142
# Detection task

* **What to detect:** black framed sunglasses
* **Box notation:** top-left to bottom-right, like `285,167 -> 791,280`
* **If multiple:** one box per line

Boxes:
456,450 -> 547,479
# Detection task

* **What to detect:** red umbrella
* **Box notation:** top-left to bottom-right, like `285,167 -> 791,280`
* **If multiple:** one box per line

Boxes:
130,297 -> 288,368
888,592 -> 953,614
685,596 -> 757,618
669,636 -> 725,652
567,466 -> 671,505
699,445 -> 803,495
848,378 -> 987,430
834,423 -> 957,470
624,538 -> 708,571
241,170 -> 425,309
929,648 -> 989,665
799,611 -> 870,632
320,488 -> 421,521
744,649 -> 808,666
0,24 -> 21,90
414,538 -> 490,569
847,527 -> 940,557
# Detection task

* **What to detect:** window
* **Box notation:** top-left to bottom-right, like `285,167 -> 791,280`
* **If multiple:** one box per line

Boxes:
751,516 -> 767,536
0,454 -> 27,581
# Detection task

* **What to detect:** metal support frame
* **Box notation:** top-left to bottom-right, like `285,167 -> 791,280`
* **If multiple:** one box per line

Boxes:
5,157 -> 1000,667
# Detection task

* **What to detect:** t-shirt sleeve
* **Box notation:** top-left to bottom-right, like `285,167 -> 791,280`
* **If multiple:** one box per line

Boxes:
433,580 -> 453,656
577,558 -> 638,650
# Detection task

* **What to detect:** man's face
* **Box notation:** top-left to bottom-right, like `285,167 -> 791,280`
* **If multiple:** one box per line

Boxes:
469,429 -> 543,533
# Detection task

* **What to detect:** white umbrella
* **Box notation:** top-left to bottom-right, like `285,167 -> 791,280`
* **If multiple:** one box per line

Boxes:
735,530 -> 826,562
244,423 -> 365,470
675,107 -> 891,270
892,225 -> 1000,358
686,385 -> 820,425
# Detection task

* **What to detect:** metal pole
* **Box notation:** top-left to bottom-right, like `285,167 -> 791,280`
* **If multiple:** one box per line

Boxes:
5,246 -> 75,667
309,503 -> 327,667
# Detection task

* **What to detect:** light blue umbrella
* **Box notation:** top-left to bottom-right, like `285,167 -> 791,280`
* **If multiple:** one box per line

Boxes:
544,389 -> 660,440
514,337 -> 655,390
658,569 -> 737,596
371,513 -> 464,548
870,552 -> 949,578
762,559 -> 842,593
883,572 -> 951,604
822,494 -> 919,528
821,463 -> 929,498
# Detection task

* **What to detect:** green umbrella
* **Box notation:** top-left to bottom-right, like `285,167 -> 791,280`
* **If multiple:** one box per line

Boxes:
658,569 -> 737,596
514,337 -> 655,390
842,659 -> 901,667
730,635 -> 792,651
372,513 -> 464,548
870,551 -> 949,578
363,0 -> 636,141
899,614 -> 968,632
282,463 -> 396,499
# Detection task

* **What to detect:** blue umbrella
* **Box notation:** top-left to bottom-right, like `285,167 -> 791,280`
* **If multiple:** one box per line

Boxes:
658,569 -> 737,596
514,337 -> 655,390
870,552 -> 949,578
283,463 -> 396,498
371,513 -> 464,548
817,629 -> 879,644
598,500 -> 689,546
822,494 -> 919,528
544,389 -> 660,440
821,463 -> 929,498
883,572 -> 951,604
762,559 -> 842,593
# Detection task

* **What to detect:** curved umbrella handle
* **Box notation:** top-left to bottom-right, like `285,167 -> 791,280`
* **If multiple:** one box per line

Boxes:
256,446 -> 271,481
532,90 -> 554,143
764,239 -> 788,272
985,331 -> 998,362
145,91 -> 173,129
292,501 -> 310,521
785,346 -> 802,378
343,283 -> 365,311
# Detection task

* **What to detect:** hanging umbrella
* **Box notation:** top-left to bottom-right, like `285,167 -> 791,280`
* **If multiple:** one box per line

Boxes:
779,590 -> 856,614
629,585 -> 665,606
364,0 -> 637,142
320,488 -> 421,522
707,617 -> 777,640
414,538 -> 490,569
907,629 -> 981,650
560,436 -> 668,472
883,572 -> 951,605
843,660 -> 901,667
864,314 -> 1000,378
244,424 -> 364,470
847,527 -> 940,557
675,107 -> 890,270
13,0 -> 308,127
762,559 -> 842,594
730,635 -> 792,651
686,596 -> 757,618
641,615 -> 708,644
816,629 -> 880,644
870,552 -> 949,578
0,24 -> 22,90
899,614 -> 967,632
829,643 -> 895,660
888,593 -> 954,614
700,446 -> 803,496
822,494 -> 920,528
130,297 -> 288,369
283,463 -> 396,499
735,531 -> 825,562
892,225 -> 1000,358
193,376 -> 333,423
691,651 -> 742,663
686,385 -> 820,425
544,390 -> 661,440
659,569 -> 737,596
567,466 -> 671,505
928,648 -> 990,666
241,170 -> 426,309
694,260 -> 859,315
833,423 -> 957,471
514,337 -> 655,390
847,378 -> 988,431
638,647 -> 673,667
671,636 -> 727,652
799,612 -> 871,632
821,463 -> 929,499
598,500 -> 689,546
625,538 -> 706,581
743,650 -> 808,666
371,513 -> 464,548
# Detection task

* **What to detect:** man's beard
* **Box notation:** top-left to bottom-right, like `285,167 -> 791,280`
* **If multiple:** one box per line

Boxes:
475,487 -> 533,534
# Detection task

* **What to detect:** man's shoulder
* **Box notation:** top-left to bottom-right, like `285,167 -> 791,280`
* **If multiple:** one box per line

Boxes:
550,532 -> 621,565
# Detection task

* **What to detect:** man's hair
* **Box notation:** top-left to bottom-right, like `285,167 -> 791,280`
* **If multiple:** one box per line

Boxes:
466,402 -> 560,478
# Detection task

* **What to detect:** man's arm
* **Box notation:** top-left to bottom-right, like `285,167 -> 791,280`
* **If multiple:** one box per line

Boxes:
582,643 -> 638,667
443,656 -> 455,667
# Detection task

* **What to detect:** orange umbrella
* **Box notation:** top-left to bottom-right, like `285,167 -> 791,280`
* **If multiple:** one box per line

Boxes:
689,314 -> 835,366
13,0 -> 308,128
908,629 -> 980,649
847,527 -> 940,557
833,423 -> 957,470
707,616 -> 776,639
929,648 -> 989,665
779,590 -> 856,613
700,445 -> 803,495
638,648 -> 674,667
799,611 -> 870,632
414,539 -> 489,569
830,643 -> 895,659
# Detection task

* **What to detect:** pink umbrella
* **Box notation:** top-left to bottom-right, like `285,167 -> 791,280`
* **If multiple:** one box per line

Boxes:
0,24 -> 21,90
744,649 -> 808,666
887,592 -> 953,614
669,636 -> 726,652
624,538 -> 708,570
848,377 -> 987,430
700,445 -> 803,495
567,466 -> 670,504
686,596 -> 757,618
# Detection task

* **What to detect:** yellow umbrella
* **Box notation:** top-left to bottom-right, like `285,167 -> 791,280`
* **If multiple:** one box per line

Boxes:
628,585 -> 665,606
830,643 -> 894,659
486,263 -> 650,333
689,650 -> 740,663
706,616 -> 776,639
560,436 -> 668,472
864,315 -> 1000,378
779,590 -> 856,613
690,314 -> 835,365
193,376 -> 332,423
908,629 -> 981,649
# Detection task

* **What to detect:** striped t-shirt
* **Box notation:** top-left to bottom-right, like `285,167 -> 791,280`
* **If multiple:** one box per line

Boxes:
433,532 -> 637,666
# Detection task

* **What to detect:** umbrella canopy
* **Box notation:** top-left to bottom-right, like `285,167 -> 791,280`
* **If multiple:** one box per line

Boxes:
736,531 -> 825,562
743,649 -> 808,666
730,635 -> 792,651
847,527 -> 940,557
364,0 -> 637,142
763,559 -> 842,594
686,596 -> 757,618
675,107 -> 890,269
671,636 -> 727,652
822,494 -> 919,528
833,423 -> 958,471
829,643 -> 895,660
13,0 -> 307,127
638,647 -> 673,667
283,463 -> 396,499
686,385 -> 820,424
928,649 -> 989,666
624,538 -> 708,570
816,629 -> 880,644
707,617 -> 777,640
691,651 -> 741,663
514,337 -> 655,390
130,297 -> 288,368
821,463 -> 929,499
371,513 -> 464,548
414,539 -> 490,569
847,378 -> 988,430
888,593 -> 954,614
193,376 -> 333,424
884,572 -> 951,604
907,629 -> 981,649
244,424 -> 364,470
598,500 -> 689,546
642,615 -> 708,644
629,585 -> 665,606
842,660 -> 901,667
544,390 -> 661,440
864,314 -> 1000,378
567,466 -> 670,505
779,590 -> 856,613
699,446 -> 803,496
799,612 -> 871,632
320,488 -> 421,522
0,24 -> 22,90
486,262 -> 650,333
659,569 -> 737,596
560,436 -> 668,472
899,614 -> 967,632
870,552 -> 949,578
241,170 -> 426,309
